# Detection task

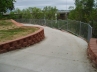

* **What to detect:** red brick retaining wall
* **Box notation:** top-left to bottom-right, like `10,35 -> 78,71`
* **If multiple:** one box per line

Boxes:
87,38 -> 97,66
0,20 -> 45,54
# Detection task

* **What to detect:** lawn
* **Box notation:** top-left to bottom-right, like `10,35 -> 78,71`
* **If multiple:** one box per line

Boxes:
0,20 -> 39,43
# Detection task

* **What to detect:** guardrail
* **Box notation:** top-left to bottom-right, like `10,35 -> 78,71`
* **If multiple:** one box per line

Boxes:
15,19 -> 92,42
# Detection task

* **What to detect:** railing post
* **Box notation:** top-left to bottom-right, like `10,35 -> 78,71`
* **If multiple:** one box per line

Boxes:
88,24 -> 92,42
44,19 -> 46,26
67,19 -> 68,31
79,21 -> 81,36
57,21 -> 59,29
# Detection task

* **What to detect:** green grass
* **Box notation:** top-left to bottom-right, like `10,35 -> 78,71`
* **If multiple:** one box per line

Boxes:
0,20 -> 13,26
0,20 -> 39,43
0,20 -> 18,30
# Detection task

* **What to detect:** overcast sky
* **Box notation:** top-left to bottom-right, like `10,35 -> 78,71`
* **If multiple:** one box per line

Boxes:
15,0 -> 75,10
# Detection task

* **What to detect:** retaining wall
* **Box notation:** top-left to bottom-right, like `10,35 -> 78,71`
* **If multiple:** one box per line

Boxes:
0,20 -> 45,53
87,38 -> 97,66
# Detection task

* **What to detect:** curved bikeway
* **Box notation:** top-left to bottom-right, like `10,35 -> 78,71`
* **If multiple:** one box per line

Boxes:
0,24 -> 96,72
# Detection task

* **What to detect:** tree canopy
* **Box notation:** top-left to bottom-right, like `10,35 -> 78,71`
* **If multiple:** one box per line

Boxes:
68,0 -> 97,37
10,6 -> 58,20
69,0 -> 95,22
0,0 -> 16,14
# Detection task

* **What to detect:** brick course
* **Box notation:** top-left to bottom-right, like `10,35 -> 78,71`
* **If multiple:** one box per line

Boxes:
0,20 -> 45,54
87,38 -> 97,66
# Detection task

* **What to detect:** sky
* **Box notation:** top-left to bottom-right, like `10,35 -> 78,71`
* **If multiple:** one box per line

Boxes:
14,0 -> 75,10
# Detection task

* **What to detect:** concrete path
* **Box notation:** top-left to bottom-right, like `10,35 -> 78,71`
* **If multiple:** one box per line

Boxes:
0,24 -> 96,72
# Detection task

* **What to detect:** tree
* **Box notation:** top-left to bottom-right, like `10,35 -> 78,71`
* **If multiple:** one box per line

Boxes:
69,0 -> 94,22
69,0 -> 97,37
68,6 -> 74,10
43,6 -> 57,20
31,7 -> 43,19
14,8 -> 22,19
0,0 -> 15,14
10,6 -> 58,20
0,0 -> 15,18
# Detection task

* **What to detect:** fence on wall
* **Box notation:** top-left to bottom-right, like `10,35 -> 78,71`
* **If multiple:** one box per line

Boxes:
15,19 -> 92,42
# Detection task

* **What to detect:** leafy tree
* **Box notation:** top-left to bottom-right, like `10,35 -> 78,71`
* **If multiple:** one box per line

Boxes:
10,11 -> 15,19
13,8 -> 22,19
69,0 -> 94,22
69,0 -> 97,37
31,7 -> 43,19
43,6 -> 57,20
68,6 -> 74,10
0,0 -> 15,16
10,6 -> 58,20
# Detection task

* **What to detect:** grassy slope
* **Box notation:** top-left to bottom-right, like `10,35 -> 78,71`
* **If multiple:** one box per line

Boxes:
0,20 -> 39,43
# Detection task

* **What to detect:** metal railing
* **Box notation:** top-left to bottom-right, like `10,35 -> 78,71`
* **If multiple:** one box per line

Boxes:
15,19 -> 92,42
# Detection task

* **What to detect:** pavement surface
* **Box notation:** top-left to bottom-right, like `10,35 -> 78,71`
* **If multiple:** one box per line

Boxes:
0,24 -> 96,72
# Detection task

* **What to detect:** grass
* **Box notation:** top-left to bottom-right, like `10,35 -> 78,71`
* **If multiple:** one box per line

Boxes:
0,20 -> 39,43
0,20 -> 18,30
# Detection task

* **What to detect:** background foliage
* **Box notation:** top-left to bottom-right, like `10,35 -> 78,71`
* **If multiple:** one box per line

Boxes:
0,0 -> 15,18
9,6 -> 58,20
68,0 -> 97,37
